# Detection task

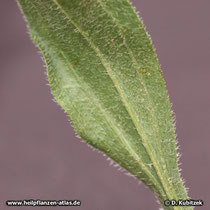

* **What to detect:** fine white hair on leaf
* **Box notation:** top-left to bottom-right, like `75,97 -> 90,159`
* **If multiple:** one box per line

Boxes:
17,0 -> 191,207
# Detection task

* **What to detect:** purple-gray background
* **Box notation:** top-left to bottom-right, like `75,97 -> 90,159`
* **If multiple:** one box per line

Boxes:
0,0 -> 209,209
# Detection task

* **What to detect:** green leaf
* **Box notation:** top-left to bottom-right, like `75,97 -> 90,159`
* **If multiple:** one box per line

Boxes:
17,0 -> 191,209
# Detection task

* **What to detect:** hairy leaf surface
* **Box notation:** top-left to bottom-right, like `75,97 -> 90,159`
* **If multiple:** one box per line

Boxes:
17,0 -> 191,209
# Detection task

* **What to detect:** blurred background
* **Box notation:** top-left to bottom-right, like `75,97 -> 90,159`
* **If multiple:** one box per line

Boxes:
0,0 -> 209,209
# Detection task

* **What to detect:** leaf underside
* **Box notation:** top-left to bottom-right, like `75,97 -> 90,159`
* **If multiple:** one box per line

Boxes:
17,0 -> 191,209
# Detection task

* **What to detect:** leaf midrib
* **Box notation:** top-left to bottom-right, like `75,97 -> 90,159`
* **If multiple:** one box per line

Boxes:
52,0 -> 177,201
